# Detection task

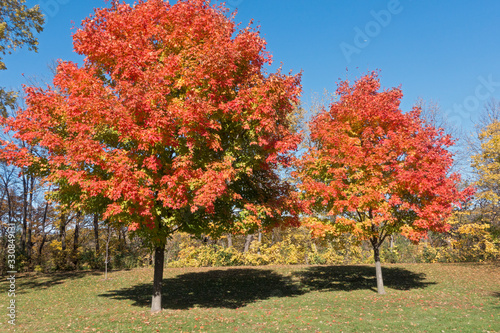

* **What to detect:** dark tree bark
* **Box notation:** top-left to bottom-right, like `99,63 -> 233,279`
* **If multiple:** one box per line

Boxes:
59,213 -> 67,251
93,213 -> 100,253
118,227 -> 125,251
104,224 -> 111,279
6,188 -> 13,226
151,245 -> 165,313
150,212 -> 167,313
121,228 -> 127,247
21,173 -> 28,253
26,174 -> 34,264
72,211 -> 82,266
37,202 -> 49,262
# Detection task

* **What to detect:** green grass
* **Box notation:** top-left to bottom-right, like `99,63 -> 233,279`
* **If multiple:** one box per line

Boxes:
0,263 -> 498,332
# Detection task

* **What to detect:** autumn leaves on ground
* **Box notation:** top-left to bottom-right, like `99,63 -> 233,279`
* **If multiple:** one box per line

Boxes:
1,263 -> 498,332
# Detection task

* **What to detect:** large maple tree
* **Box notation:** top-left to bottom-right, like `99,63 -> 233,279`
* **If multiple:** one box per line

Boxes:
295,72 -> 472,294
1,0 -> 301,311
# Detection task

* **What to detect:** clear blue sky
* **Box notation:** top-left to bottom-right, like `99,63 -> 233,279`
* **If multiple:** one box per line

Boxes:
4,0 -> 500,133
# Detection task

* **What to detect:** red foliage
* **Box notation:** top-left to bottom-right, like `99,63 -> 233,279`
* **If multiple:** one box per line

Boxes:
295,72 -> 473,243
2,0 -> 301,237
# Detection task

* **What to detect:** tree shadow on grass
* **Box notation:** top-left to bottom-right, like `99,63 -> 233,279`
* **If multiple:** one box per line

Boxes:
100,268 -> 303,309
490,292 -> 500,309
294,265 -> 436,293
11,271 -> 103,294
99,265 -> 435,309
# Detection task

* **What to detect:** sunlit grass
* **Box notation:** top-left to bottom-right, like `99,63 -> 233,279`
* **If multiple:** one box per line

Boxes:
0,263 -> 498,332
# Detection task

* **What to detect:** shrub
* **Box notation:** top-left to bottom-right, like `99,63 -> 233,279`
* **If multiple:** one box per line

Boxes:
80,249 -> 104,270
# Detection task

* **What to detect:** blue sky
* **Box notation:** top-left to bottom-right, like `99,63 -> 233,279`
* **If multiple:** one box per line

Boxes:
4,0 -> 500,134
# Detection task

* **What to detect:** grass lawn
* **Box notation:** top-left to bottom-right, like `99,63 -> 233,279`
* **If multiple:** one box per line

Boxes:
0,263 -> 498,332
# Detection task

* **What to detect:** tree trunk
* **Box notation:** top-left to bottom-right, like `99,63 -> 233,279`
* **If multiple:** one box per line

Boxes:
93,213 -> 100,253
73,211 -> 82,267
151,245 -> 165,313
6,188 -> 13,226
27,222 -> 32,264
121,228 -> 127,247
104,225 -> 111,279
257,230 -> 262,254
38,234 -> 47,258
26,175 -> 34,264
37,202 -> 49,263
226,234 -> 232,248
118,227 -> 126,251
243,234 -> 253,253
74,212 -> 81,252
373,245 -> 386,295
21,174 -> 28,253
60,213 -> 67,251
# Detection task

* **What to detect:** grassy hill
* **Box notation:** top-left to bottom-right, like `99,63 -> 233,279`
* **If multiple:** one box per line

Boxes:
1,263 -> 498,332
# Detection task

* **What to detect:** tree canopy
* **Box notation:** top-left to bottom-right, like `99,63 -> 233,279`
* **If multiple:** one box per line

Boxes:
471,103 -> 500,235
1,0 -> 302,311
472,113 -> 500,204
294,72 -> 473,293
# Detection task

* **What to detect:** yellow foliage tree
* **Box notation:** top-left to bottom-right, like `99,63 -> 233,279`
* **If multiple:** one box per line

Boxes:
472,120 -> 500,205
471,109 -> 500,238
440,210 -> 500,262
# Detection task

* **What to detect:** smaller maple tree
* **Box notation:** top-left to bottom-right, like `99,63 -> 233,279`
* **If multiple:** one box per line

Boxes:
294,72 -> 473,294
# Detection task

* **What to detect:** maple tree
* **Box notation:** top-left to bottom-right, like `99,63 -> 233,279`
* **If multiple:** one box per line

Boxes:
295,72 -> 473,294
1,0 -> 301,312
